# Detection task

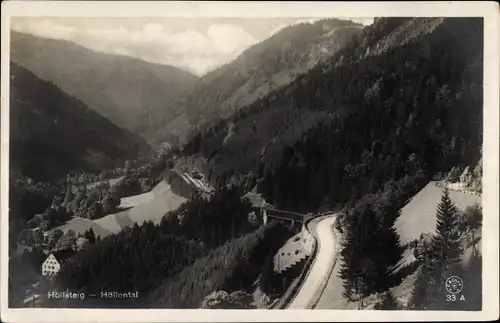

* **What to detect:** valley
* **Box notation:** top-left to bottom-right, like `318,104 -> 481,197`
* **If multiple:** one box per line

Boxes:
10,31 -> 198,141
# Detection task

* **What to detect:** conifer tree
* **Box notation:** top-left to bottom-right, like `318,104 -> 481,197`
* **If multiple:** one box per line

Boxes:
463,250 -> 482,310
409,188 -> 464,309
62,186 -> 74,208
259,252 -> 275,296
84,228 -> 96,244
377,291 -> 400,310
339,191 -> 406,302
408,267 -> 431,309
339,212 -> 356,299
375,207 -> 405,289
431,188 -> 463,277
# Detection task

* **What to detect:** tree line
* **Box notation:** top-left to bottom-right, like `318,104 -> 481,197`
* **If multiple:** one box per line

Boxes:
147,220 -> 292,308
39,186 -> 286,308
339,184 -> 482,310
338,174 -> 426,308
14,154 -> 171,247
408,191 -> 482,310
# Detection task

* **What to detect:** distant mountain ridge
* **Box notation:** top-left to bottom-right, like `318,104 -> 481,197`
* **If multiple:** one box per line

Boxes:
10,62 -> 151,182
10,31 -> 198,140
147,18 -> 363,146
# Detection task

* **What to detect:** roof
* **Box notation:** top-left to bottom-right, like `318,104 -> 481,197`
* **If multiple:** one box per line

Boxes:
52,248 -> 76,263
243,192 -> 266,208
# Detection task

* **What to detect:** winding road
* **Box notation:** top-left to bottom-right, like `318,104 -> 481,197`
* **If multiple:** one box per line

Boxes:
287,215 -> 339,309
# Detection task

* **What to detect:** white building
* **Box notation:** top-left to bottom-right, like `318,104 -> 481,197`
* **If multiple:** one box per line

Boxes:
41,254 -> 60,276
41,249 -> 75,276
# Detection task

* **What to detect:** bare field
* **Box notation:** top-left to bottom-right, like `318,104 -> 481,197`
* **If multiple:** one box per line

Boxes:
56,180 -> 187,238
394,181 -> 482,245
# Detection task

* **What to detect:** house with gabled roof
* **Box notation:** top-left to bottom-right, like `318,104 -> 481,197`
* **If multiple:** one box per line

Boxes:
41,248 -> 75,276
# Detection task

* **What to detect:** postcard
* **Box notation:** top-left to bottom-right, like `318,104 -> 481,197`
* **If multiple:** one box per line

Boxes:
1,1 -> 498,322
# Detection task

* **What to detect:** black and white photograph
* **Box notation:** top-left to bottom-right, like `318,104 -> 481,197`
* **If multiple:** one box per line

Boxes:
1,1 -> 498,322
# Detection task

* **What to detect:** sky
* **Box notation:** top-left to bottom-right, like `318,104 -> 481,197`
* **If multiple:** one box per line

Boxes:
11,17 -> 374,76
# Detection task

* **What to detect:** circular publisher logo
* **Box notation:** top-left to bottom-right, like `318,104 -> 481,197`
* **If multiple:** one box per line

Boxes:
445,276 -> 464,294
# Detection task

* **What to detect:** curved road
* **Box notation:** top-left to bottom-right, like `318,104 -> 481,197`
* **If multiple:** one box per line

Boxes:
287,215 -> 338,309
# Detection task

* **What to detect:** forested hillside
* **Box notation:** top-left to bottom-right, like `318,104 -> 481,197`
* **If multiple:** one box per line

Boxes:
10,31 -> 198,139
148,221 -> 291,308
183,17 -> 483,213
50,223 -> 208,308
148,19 -> 363,146
9,62 -> 151,182
37,187 -> 292,308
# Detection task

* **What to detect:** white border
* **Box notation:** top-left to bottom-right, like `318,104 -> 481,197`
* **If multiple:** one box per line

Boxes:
1,1 -> 499,322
